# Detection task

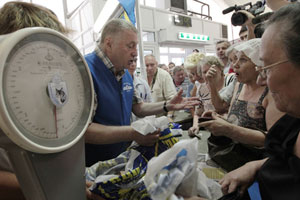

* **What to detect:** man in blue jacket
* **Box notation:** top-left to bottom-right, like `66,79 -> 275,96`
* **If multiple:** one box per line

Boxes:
84,19 -> 198,166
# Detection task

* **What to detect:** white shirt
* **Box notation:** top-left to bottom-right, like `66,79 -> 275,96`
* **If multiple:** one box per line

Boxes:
133,75 -> 152,103
150,68 -> 176,102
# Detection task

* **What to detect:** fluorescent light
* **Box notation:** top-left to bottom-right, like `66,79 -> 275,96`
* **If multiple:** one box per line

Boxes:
93,0 -> 120,33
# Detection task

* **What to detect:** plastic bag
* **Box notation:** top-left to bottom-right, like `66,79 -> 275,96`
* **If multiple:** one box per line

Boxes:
144,138 -> 223,200
144,138 -> 199,200
85,118 -> 180,200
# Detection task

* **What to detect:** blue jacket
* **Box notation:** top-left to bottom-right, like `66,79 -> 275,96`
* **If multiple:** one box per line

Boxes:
84,52 -> 133,166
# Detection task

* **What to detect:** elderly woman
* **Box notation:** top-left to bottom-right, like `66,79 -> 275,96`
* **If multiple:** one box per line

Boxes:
184,53 -> 206,135
200,55 -> 236,111
199,39 -> 283,172
207,46 -> 238,114
184,53 -> 206,100
184,53 -> 205,84
220,3 -> 300,199
188,56 -> 235,136
225,44 -> 239,77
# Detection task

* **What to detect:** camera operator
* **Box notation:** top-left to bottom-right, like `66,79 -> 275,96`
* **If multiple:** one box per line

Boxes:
222,1 -> 267,40
231,0 -> 296,40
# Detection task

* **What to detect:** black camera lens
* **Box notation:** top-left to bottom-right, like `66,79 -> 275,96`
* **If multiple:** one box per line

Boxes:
231,12 -> 248,26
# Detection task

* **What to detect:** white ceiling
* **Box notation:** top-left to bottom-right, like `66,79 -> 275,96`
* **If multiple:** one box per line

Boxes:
223,0 -> 255,6
222,0 -> 272,12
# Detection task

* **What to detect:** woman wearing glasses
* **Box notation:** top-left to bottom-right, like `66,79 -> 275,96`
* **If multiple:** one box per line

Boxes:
220,3 -> 300,199
199,38 -> 283,172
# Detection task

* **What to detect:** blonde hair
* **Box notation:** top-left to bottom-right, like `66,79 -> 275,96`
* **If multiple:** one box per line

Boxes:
0,1 -> 68,35
198,56 -> 224,75
184,52 -> 205,70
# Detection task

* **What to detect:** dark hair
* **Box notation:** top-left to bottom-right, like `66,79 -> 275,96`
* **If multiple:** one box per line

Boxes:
158,64 -> 167,68
266,2 -> 300,66
239,25 -> 247,35
193,49 -> 199,53
172,66 -> 184,76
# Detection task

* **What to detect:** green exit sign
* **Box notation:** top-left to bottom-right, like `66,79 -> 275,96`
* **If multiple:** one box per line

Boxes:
178,32 -> 210,42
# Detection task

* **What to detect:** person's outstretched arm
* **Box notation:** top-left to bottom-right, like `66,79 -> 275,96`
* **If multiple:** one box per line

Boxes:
85,123 -> 160,146
220,158 -> 267,196
132,89 -> 199,118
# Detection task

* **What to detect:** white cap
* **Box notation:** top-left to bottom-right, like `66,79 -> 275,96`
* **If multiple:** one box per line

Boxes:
234,38 -> 263,67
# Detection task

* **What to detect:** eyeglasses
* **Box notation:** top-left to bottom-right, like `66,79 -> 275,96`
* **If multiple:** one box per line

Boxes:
255,59 -> 289,79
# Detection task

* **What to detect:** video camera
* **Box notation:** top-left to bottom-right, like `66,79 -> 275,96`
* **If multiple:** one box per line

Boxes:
222,1 -> 266,26
223,0 -> 275,38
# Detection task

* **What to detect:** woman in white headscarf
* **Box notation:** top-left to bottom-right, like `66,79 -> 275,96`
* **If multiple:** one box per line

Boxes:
220,3 -> 300,199
199,39 -> 283,172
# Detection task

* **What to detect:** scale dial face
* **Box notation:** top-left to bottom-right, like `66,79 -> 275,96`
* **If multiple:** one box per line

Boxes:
0,29 -> 93,153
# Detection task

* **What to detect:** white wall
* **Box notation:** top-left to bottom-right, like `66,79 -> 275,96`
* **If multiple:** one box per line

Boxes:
139,6 -> 226,50
186,0 -> 240,41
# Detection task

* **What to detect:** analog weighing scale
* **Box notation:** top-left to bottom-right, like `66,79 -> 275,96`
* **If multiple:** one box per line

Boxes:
0,27 -> 94,200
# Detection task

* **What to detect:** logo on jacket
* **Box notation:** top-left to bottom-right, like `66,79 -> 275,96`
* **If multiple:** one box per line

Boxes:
123,82 -> 133,92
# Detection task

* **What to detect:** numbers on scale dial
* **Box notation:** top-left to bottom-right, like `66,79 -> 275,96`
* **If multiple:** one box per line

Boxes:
4,41 -> 85,140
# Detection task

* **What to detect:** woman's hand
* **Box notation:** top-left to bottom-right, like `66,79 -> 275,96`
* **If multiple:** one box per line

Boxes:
195,101 -> 204,117
219,159 -> 266,196
205,65 -> 219,90
199,111 -> 232,137
188,126 -> 199,137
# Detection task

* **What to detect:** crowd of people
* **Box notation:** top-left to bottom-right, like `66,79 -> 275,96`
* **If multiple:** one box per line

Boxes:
0,0 -> 299,199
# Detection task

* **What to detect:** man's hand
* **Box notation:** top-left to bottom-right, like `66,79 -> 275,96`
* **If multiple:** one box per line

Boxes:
236,10 -> 255,26
132,128 -> 160,146
86,181 -> 105,200
235,10 -> 256,40
167,88 -> 200,111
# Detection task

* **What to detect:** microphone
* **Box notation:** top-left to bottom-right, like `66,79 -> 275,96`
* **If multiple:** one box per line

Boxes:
252,12 -> 273,24
222,6 -> 236,14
